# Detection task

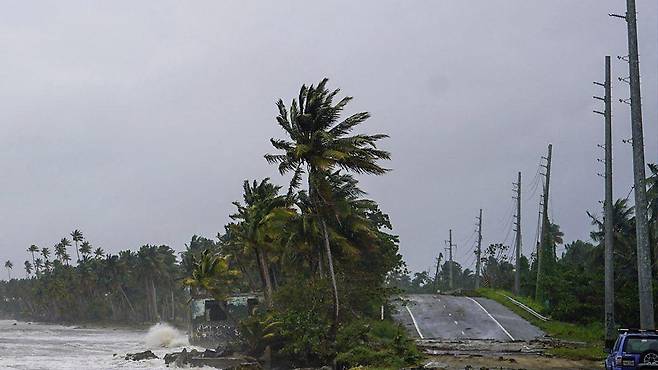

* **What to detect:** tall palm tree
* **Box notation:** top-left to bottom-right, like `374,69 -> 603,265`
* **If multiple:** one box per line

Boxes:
27,245 -> 38,273
34,258 -> 43,275
229,178 -> 295,307
4,260 -> 13,280
54,242 -> 66,263
80,241 -> 92,260
265,78 -> 390,325
70,230 -> 83,262
24,260 -> 32,277
60,238 -> 73,264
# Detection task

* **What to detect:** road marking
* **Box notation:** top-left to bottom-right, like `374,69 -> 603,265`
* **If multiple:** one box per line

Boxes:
453,320 -> 458,325
404,305 -> 425,339
461,330 -> 465,335
466,297 -> 515,341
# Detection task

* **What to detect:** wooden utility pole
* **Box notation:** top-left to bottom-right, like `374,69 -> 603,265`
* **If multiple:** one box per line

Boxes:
514,172 -> 522,296
595,56 -> 615,348
447,229 -> 455,290
433,252 -> 442,292
536,144 -> 552,304
611,0 -> 655,329
475,209 -> 483,289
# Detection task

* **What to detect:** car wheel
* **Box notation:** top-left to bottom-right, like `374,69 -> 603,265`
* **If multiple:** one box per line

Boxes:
641,350 -> 658,366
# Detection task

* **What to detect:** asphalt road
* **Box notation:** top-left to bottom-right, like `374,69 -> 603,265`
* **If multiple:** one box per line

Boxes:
393,294 -> 544,341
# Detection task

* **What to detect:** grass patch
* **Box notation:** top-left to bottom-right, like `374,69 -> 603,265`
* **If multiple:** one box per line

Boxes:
473,288 -> 605,361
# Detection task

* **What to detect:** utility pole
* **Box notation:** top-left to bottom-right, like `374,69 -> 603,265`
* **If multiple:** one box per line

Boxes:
513,172 -> 522,296
475,209 -> 483,289
433,252 -> 442,293
536,144 -> 552,304
595,56 -> 615,349
446,229 -> 455,290
611,0 -> 655,329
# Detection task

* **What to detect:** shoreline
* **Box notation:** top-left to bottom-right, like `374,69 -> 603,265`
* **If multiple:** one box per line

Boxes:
3,318 -> 188,332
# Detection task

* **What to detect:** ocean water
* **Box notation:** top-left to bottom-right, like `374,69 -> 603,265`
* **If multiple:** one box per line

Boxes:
0,320 -> 201,369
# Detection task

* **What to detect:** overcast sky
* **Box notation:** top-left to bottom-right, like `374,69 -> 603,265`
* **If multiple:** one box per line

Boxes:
1,1 -> 657,276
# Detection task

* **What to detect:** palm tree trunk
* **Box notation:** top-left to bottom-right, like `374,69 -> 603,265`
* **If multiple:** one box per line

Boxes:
321,219 -> 340,331
144,279 -> 152,321
171,290 -> 175,321
151,278 -> 159,321
309,172 -> 340,331
119,284 -> 137,317
257,248 -> 274,308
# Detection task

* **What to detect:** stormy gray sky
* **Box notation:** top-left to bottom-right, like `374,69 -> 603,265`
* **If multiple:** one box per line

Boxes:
1,1 -> 657,276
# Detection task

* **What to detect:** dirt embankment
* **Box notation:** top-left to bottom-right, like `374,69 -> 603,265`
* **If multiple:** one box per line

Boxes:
416,338 -> 602,370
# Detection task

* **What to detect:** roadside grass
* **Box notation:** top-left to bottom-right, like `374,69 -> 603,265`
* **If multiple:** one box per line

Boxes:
473,288 -> 605,361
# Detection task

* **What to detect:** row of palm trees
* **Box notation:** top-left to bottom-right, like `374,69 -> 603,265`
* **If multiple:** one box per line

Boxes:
20,230 -> 104,277
1,233 -> 184,323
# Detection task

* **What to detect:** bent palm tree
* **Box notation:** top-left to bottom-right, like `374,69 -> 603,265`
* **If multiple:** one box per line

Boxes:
24,260 -> 32,277
27,245 -> 38,273
229,179 -> 295,307
71,230 -> 83,262
265,78 -> 390,328
4,260 -> 13,280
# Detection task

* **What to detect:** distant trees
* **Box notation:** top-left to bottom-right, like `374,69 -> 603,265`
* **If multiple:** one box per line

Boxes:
0,232 -> 186,323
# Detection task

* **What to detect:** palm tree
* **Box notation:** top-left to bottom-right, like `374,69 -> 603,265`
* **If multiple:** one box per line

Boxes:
93,247 -> 105,259
34,258 -> 43,275
27,245 -> 38,273
229,179 -> 295,307
4,260 -> 13,280
54,242 -> 66,263
80,241 -> 92,260
60,238 -> 73,263
70,230 -> 83,262
265,78 -> 390,325
61,252 -> 71,266
182,249 -> 241,323
41,247 -> 50,262
24,260 -> 32,277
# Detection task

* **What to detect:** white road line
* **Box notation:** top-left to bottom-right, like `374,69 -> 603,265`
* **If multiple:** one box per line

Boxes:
453,320 -> 459,325
405,305 -> 425,339
466,297 -> 515,341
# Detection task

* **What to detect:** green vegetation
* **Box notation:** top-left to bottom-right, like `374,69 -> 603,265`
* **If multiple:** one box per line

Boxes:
476,288 -> 605,360
0,239 -> 186,323
0,78 -> 418,368
388,165 -> 658,361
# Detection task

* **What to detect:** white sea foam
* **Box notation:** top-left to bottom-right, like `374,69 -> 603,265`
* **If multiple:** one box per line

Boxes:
144,323 -> 188,348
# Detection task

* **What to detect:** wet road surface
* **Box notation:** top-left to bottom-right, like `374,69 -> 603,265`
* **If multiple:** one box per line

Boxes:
393,294 -> 544,341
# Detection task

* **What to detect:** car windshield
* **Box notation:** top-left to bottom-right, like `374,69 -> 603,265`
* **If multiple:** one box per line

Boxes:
624,337 -> 658,353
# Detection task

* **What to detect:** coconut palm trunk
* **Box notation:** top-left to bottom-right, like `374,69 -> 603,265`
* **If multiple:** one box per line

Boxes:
256,247 -> 274,308
310,174 -> 340,330
151,278 -> 158,321
321,219 -> 339,327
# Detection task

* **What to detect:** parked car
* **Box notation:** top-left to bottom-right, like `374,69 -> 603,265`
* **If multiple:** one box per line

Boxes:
606,329 -> 658,370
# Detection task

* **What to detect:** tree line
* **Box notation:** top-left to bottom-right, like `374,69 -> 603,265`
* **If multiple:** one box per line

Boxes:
1,229 -> 186,323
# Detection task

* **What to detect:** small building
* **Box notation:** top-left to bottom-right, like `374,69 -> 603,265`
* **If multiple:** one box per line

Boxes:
189,293 -> 260,348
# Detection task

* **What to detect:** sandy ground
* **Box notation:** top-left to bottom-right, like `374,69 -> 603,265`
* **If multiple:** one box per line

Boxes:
422,354 -> 601,370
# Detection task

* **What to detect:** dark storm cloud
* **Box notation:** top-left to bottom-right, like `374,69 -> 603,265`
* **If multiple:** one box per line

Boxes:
0,1 -> 656,275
